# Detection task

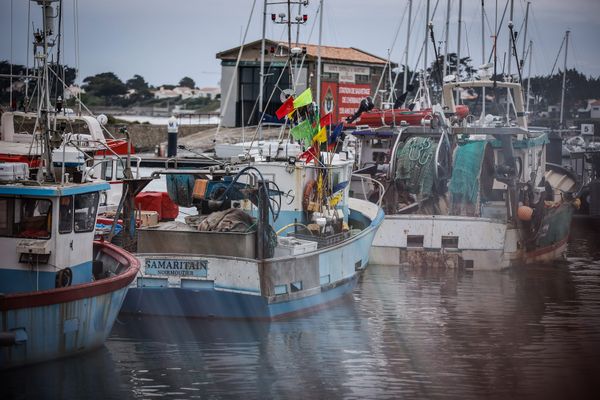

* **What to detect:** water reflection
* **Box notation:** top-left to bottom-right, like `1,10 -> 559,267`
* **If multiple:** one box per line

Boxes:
2,224 -> 599,399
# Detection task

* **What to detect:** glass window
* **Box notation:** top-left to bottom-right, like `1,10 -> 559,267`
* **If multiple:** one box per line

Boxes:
17,198 -> 52,239
59,196 -> 73,234
103,160 -> 113,180
74,192 -> 99,233
0,197 -> 52,238
0,198 -> 11,236
115,162 -> 125,180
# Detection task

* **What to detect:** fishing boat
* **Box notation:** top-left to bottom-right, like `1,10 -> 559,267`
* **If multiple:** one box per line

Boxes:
118,85 -> 383,319
120,156 -> 383,319
0,164 -> 140,369
0,0 -> 140,369
351,79 -> 580,270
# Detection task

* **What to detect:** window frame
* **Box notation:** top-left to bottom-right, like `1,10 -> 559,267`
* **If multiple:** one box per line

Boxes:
74,192 -> 100,233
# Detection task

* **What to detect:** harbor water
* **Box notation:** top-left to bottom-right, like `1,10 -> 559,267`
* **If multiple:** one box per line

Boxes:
1,223 -> 599,399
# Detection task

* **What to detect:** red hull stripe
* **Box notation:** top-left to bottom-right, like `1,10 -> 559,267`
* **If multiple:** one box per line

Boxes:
0,241 -> 140,311
525,235 -> 569,259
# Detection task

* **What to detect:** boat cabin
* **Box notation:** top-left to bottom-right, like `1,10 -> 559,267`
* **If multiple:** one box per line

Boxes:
0,170 -> 109,294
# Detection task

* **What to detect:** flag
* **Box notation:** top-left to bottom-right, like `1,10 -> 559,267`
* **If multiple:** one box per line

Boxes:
319,112 -> 332,128
313,125 -> 327,144
276,96 -> 295,120
328,123 -> 343,145
329,192 -> 343,207
293,88 -> 313,109
298,143 -> 319,164
290,119 -> 313,141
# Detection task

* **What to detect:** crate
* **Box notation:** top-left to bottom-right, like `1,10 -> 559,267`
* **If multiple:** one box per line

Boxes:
274,237 -> 319,257
139,210 -> 159,227
290,230 -> 351,249
0,162 -> 28,181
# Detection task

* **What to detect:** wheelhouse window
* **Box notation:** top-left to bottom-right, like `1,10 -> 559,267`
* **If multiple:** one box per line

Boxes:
0,197 -> 52,239
74,192 -> 99,233
59,196 -> 74,234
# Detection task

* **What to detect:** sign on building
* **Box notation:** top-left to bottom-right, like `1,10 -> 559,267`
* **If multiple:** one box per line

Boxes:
323,64 -> 370,83
581,123 -> 594,136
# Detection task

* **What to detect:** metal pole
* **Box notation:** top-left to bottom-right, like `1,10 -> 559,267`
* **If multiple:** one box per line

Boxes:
287,0 -> 294,87
526,40 -> 532,115
481,0 -> 486,118
506,0 -> 514,121
442,0 -> 450,106
317,0 -> 324,109
456,0 -> 462,104
559,30 -> 570,128
259,0 -> 267,139
403,0 -> 412,92
424,0 -> 430,72
521,1 -> 530,64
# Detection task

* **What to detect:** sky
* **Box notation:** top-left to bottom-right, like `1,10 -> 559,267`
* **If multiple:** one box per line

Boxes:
2,0 -> 600,89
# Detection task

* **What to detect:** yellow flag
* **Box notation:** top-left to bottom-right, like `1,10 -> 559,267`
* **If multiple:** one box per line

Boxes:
329,192 -> 343,207
293,88 -> 313,109
313,125 -> 327,144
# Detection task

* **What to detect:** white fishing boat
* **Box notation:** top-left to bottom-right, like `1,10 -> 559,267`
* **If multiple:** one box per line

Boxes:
351,79 -> 580,270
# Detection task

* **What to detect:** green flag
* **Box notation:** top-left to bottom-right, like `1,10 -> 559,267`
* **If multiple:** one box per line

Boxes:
291,119 -> 313,141
293,88 -> 313,109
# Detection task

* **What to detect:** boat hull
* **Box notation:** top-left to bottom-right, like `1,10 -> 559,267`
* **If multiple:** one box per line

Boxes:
0,241 -> 139,369
121,199 -> 384,320
370,203 -> 574,270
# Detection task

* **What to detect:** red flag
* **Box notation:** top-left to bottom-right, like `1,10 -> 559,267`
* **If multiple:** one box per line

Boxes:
319,112 -> 332,127
298,143 -> 319,164
276,96 -> 295,120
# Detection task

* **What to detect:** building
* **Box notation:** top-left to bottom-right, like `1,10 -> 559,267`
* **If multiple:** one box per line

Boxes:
216,39 -> 390,127
591,100 -> 600,119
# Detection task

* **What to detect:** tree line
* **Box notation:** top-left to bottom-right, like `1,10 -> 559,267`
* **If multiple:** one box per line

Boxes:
0,61 -> 202,108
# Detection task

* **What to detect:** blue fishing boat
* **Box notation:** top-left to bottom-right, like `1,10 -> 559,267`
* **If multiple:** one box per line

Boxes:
120,149 -> 383,320
0,174 -> 139,369
0,0 -> 140,369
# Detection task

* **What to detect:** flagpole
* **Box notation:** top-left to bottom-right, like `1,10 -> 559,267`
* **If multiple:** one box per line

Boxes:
317,0 -> 324,111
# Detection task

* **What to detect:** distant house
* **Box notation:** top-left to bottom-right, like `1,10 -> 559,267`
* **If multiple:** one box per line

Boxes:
198,87 -> 220,100
63,84 -> 85,100
153,86 -> 203,100
591,100 -> 600,119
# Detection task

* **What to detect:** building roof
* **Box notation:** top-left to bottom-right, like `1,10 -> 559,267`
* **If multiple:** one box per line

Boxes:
216,39 -> 388,66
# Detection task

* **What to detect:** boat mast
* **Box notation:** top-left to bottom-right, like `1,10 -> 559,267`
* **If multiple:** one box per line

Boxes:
559,30 -> 570,128
259,0 -> 267,140
424,0 -> 430,72
520,1 -> 530,65
526,40 -> 532,115
317,0 -> 324,110
35,0 -> 59,182
506,0 -> 514,121
456,0 -> 462,104
403,0 -> 412,93
481,0 -> 486,119
442,0 -> 450,106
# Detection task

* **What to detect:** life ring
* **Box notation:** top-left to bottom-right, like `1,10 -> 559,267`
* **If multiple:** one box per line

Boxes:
55,267 -> 73,288
302,179 -> 317,211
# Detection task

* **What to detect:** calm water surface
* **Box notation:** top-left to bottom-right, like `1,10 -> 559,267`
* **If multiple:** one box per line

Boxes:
2,223 -> 600,399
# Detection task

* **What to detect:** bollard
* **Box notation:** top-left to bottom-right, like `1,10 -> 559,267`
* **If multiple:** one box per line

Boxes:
167,116 -> 178,157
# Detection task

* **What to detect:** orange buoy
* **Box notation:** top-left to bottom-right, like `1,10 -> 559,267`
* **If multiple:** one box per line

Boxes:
517,205 -> 534,221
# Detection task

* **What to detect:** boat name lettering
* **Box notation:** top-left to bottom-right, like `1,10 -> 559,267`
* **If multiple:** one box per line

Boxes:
145,258 -> 208,277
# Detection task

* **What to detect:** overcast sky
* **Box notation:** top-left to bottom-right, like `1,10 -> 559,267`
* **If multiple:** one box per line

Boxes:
2,0 -> 599,88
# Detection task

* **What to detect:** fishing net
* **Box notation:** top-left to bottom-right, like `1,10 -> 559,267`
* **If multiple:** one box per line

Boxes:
448,140 -> 488,216
393,137 -> 437,198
